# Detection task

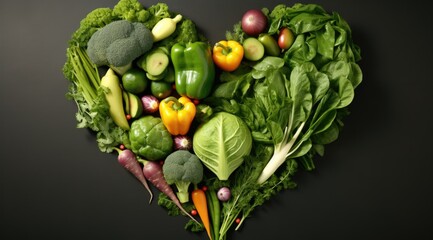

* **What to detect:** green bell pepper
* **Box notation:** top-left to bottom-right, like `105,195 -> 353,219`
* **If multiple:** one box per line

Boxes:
170,41 -> 215,100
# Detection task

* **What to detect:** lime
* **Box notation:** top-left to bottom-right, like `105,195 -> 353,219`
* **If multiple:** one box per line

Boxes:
122,68 -> 148,94
151,81 -> 172,99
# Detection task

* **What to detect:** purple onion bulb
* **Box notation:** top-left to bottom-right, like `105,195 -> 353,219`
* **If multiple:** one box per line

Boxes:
217,187 -> 231,202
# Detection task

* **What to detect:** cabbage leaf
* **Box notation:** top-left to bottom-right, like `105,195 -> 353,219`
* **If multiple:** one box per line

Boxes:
193,112 -> 252,180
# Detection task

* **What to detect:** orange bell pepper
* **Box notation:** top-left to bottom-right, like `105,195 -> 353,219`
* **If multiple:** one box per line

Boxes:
159,96 -> 196,135
212,40 -> 244,72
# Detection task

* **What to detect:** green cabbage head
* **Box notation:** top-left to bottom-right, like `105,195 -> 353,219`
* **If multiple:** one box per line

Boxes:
193,112 -> 252,180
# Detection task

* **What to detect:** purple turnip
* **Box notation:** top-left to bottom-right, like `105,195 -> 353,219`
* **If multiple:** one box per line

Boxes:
140,159 -> 199,224
115,148 -> 153,203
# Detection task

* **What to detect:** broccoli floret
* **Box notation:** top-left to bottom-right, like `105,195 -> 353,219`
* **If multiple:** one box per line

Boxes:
163,150 -> 204,203
112,0 -> 150,23
225,22 -> 245,43
157,19 -> 200,49
86,20 -> 153,75
143,3 -> 172,29
69,8 -> 116,48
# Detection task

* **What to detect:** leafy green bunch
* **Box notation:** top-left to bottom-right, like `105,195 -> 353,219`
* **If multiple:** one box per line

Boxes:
220,3 -> 362,172
181,3 -> 361,239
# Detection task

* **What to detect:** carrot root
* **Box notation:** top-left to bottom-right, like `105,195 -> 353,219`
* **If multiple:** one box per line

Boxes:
192,188 -> 212,240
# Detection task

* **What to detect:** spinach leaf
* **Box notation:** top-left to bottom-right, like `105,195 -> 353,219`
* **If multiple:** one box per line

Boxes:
336,76 -> 355,108
212,65 -> 254,99
284,34 -> 318,67
299,62 -> 330,104
312,121 -> 340,145
316,22 -> 335,60
289,13 -> 333,34
288,64 -> 313,128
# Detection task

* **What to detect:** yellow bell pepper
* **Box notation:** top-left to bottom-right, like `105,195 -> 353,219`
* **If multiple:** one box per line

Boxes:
212,40 -> 244,72
159,96 -> 196,135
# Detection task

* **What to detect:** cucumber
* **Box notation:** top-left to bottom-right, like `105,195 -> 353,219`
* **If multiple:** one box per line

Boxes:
127,92 -> 143,119
242,37 -> 265,61
145,49 -> 169,76
146,68 -> 168,81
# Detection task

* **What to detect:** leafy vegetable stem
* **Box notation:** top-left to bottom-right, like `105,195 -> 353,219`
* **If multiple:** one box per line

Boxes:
234,208 -> 251,231
219,193 -> 243,239
69,54 -> 93,104
268,163 -> 295,192
257,121 -> 305,184
234,217 -> 245,231
286,122 -> 307,158
113,147 -> 122,154
72,80 -> 92,108
71,91 -> 89,116
220,194 -> 239,229
76,46 -> 100,89
69,47 -> 98,104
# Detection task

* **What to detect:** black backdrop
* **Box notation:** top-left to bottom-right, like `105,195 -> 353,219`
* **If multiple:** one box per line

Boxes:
1,0 -> 432,239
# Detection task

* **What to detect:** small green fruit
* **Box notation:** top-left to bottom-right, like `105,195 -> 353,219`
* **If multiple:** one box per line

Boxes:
243,37 -> 265,61
122,68 -> 148,94
151,81 -> 172,99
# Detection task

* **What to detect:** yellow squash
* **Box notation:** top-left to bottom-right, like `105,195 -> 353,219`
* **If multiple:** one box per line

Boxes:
100,68 -> 130,130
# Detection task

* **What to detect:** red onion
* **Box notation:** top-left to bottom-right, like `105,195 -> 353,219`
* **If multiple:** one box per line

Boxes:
173,135 -> 192,151
241,9 -> 268,36
141,95 -> 159,113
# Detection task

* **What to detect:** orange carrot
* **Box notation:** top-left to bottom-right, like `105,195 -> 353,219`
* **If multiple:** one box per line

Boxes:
192,188 -> 212,240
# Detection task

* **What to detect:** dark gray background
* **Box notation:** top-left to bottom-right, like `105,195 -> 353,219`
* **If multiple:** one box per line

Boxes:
1,0 -> 432,239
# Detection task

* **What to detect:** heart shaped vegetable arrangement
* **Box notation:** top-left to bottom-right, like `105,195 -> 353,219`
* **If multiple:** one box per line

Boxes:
62,0 -> 362,239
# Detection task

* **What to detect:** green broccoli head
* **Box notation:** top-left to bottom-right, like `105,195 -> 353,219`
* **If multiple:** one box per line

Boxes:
163,150 -> 204,203
67,0 -> 151,48
86,20 -> 153,73
112,0 -> 150,23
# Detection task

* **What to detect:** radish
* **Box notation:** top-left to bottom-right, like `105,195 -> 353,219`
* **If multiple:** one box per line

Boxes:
217,187 -> 231,202
140,159 -> 199,224
115,148 -> 153,203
